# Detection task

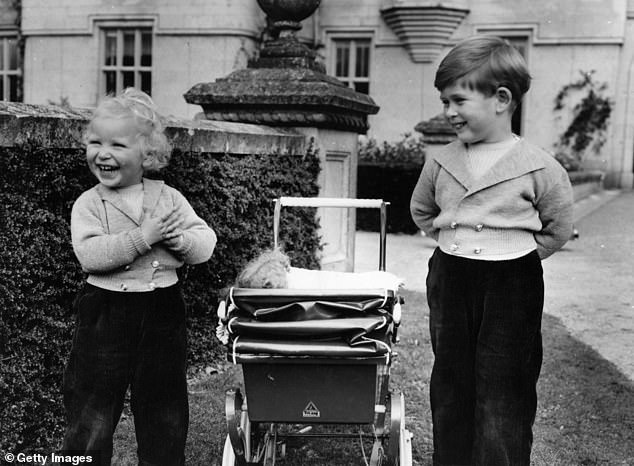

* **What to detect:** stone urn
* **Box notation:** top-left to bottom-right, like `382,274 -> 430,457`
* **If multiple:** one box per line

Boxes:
256,0 -> 321,33
254,0 -> 322,66
185,0 -> 378,134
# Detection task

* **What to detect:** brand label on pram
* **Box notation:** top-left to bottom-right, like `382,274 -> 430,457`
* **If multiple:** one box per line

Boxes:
302,401 -> 320,418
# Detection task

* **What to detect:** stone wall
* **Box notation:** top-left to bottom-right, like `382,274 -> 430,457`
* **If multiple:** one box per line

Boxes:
20,0 -> 266,116
21,0 -> 262,32
0,101 -> 306,156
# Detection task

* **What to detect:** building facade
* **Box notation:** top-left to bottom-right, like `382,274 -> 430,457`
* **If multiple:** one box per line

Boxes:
2,0 -> 634,188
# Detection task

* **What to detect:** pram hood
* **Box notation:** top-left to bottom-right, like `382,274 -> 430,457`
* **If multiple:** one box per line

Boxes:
226,287 -> 397,363
228,287 -> 395,320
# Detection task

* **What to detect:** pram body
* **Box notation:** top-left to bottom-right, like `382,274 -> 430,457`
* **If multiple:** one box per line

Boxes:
220,198 -> 413,466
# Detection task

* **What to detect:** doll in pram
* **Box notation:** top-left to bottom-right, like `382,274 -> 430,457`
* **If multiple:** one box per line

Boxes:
216,198 -> 414,466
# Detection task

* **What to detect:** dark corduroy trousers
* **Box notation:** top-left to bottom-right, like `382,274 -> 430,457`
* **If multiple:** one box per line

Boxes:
61,283 -> 188,466
426,248 -> 544,466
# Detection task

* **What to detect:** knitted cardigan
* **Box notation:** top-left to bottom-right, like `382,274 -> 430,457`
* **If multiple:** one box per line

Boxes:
410,138 -> 573,260
71,178 -> 217,292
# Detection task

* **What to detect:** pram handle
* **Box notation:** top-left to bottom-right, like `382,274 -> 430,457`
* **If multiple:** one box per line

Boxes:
273,197 -> 389,271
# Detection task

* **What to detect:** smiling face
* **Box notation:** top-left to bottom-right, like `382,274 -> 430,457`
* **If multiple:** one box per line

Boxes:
85,115 -> 146,188
440,78 -> 511,145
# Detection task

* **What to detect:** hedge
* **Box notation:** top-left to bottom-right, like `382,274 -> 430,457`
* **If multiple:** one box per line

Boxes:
0,141 -> 321,453
0,193 -> 84,451
356,134 -> 425,234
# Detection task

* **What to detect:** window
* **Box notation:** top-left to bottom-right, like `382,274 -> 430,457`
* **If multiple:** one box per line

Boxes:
101,28 -> 152,95
0,35 -> 20,101
332,38 -> 371,94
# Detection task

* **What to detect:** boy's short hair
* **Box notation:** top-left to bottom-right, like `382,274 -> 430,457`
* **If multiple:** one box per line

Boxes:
434,35 -> 531,106
86,88 -> 172,171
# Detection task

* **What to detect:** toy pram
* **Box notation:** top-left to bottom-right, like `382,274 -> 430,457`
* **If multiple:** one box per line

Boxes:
219,197 -> 413,465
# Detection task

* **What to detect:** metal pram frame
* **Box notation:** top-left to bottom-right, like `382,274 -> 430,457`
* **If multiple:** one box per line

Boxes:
219,197 -> 414,466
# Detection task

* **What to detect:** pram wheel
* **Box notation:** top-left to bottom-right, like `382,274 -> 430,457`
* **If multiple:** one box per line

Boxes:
223,388 -> 255,465
223,388 -> 247,466
385,392 -> 413,466
223,388 -> 276,466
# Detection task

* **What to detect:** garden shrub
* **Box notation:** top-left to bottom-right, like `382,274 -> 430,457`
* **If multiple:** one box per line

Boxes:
357,133 -> 425,233
0,192 -> 84,452
358,132 -> 425,166
0,139 -> 321,453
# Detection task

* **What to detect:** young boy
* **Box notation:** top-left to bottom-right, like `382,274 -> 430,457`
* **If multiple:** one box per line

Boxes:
410,36 -> 573,465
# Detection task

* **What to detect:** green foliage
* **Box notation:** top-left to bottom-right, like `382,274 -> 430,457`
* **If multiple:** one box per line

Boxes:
357,133 -> 425,233
0,140 -> 321,453
553,70 -> 613,171
358,132 -> 425,166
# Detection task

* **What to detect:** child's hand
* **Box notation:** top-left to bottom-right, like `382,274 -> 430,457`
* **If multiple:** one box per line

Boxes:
140,215 -> 164,245
163,233 -> 185,250
141,208 -> 184,246
160,208 -> 185,249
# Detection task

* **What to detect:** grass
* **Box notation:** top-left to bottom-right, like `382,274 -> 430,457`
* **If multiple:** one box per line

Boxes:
110,289 -> 634,465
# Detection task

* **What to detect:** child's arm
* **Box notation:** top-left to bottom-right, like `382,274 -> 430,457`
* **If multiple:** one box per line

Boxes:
71,196 -> 153,273
534,166 -> 574,259
410,159 -> 441,240
162,190 -> 216,265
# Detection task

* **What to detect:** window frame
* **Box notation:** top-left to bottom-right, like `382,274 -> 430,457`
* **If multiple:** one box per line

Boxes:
0,32 -> 20,102
328,34 -> 373,95
97,21 -> 154,96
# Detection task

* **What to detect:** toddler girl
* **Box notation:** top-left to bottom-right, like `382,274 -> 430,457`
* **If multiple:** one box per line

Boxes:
61,88 -> 217,466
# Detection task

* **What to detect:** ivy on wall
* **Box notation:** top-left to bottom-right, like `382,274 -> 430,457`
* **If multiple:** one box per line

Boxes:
553,70 -> 613,171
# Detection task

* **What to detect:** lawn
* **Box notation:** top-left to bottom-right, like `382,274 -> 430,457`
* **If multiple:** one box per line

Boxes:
111,289 -> 634,465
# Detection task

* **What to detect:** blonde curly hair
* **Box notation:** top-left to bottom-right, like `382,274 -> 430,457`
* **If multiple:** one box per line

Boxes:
85,88 -> 172,171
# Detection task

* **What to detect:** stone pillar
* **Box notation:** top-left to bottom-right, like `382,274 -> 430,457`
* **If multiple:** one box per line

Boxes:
414,113 -> 456,160
184,0 -> 379,271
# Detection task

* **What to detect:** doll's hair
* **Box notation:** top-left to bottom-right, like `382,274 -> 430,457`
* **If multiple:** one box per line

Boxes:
434,35 -> 531,107
85,88 -> 172,171
235,248 -> 291,289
